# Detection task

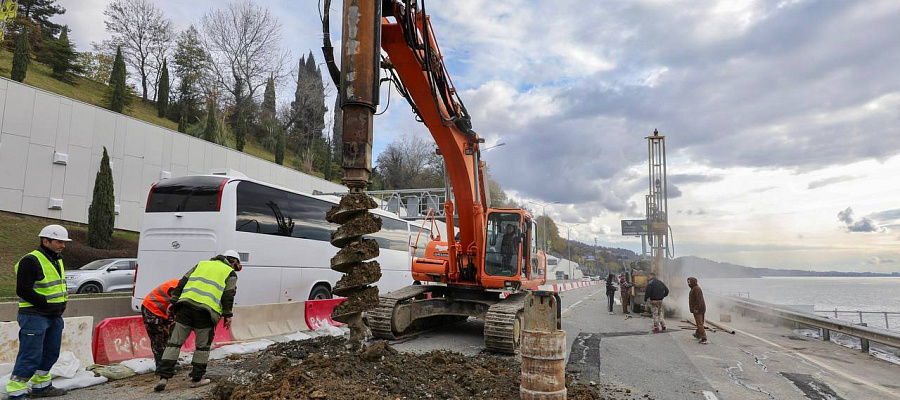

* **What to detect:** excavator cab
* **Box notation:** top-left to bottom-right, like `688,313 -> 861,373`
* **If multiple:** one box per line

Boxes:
484,212 -> 524,278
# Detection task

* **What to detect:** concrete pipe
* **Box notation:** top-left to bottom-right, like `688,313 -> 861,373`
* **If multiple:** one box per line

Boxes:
520,329 -> 567,400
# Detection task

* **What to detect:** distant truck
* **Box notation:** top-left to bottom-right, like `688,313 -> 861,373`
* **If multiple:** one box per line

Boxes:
555,271 -> 567,280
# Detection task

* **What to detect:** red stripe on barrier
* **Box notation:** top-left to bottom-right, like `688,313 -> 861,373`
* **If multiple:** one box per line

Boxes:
93,315 -> 234,365
305,298 -> 347,330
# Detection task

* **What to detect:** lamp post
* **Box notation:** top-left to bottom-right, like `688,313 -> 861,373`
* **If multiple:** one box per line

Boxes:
482,142 -> 506,152
559,223 -> 580,280
527,201 -> 559,253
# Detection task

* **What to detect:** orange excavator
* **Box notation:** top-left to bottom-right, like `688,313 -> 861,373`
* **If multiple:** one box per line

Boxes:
324,0 -> 557,353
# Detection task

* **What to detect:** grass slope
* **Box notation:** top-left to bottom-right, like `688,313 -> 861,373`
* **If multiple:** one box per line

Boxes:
0,211 -> 139,297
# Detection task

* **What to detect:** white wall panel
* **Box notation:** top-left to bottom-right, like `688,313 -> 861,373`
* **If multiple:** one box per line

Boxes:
0,88 -> 7,127
60,194 -> 86,223
112,115 -> 127,159
118,201 -> 142,230
0,133 -> 29,190
187,137 -> 205,173
30,92 -> 60,147
120,155 -> 144,203
23,144 -> 53,197
55,101 -> 72,150
144,126 -> 164,166
160,130 -> 173,167
170,132 -> 189,166
69,102 -> 95,149
124,118 -> 145,158
2,84 -> 34,136
92,111 -> 116,155
20,195 -> 48,218
0,188 -> 23,213
49,163 -> 65,200
63,145 -> 91,197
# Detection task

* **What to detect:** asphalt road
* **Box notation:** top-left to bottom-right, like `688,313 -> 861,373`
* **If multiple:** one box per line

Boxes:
56,283 -> 900,400
395,285 -> 900,400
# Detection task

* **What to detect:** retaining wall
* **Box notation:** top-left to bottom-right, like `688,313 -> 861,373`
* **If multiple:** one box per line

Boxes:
0,77 -> 345,232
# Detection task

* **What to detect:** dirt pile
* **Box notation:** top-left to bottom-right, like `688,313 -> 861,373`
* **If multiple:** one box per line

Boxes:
211,337 -> 643,400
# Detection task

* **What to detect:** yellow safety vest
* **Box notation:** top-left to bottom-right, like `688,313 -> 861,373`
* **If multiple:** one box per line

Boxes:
180,259 -> 232,315
14,250 -> 67,308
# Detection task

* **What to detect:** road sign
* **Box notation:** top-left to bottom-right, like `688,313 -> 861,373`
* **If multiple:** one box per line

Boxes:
621,219 -> 649,236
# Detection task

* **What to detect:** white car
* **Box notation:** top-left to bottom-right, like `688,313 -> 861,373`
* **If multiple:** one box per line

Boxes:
65,258 -> 137,294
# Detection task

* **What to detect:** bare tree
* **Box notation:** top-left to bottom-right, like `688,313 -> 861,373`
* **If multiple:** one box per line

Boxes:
376,133 -> 443,189
199,2 -> 290,104
103,0 -> 174,101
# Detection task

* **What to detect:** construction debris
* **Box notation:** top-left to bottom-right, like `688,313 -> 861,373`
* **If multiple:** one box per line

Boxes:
212,336 -> 634,400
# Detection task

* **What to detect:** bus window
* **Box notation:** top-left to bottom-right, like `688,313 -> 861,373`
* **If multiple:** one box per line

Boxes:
413,228 -> 431,258
236,181 -> 338,240
146,176 -> 227,212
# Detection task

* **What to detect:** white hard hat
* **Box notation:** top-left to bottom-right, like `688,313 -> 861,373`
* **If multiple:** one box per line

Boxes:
222,250 -> 240,260
38,225 -> 72,242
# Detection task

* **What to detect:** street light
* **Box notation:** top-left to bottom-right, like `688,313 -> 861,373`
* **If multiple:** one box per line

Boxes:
482,142 -> 506,152
558,223 -> 580,280
527,201 -> 559,253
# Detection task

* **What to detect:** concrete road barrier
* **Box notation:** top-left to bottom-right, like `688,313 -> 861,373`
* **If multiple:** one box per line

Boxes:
0,316 -> 94,366
230,302 -> 308,341
1,296 -> 134,328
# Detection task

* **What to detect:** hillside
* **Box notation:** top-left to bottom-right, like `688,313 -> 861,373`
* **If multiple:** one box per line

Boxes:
0,49 -> 301,170
673,256 -> 900,278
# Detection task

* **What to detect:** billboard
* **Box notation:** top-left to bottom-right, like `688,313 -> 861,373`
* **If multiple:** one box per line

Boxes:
621,219 -> 649,236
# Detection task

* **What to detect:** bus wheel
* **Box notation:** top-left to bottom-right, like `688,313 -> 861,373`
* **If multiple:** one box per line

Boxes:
309,284 -> 332,300
78,282 -> 102,294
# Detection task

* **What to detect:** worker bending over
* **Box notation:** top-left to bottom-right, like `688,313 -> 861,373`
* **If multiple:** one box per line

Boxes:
154,251 -> 240,391
141,279 -> 180,367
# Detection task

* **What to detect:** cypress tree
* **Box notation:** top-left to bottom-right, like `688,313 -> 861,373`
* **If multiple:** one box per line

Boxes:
157,59 -> 169,117
11,26 -> 31,83
275,127 -> 285,165
202,94 -> 218,144
45,25 -> 81,82
108,46 -> 127,113
263,76 -> 276,116
87,147 -> 115,249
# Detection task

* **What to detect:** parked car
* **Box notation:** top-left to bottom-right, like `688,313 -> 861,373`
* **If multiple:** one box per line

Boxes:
65,258 -> 137,294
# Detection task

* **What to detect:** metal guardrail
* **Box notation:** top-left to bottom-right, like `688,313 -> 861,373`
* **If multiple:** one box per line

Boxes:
712,294 -> 900,353
814,309 -> 900,330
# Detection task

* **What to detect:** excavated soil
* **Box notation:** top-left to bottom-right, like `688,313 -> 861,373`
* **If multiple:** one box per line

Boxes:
211,337 -> 646,400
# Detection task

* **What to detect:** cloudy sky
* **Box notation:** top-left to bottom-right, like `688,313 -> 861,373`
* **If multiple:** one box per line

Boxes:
58,0 -> 900,272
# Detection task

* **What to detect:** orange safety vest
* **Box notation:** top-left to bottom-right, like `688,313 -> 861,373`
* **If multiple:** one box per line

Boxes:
142,279 -> 180,318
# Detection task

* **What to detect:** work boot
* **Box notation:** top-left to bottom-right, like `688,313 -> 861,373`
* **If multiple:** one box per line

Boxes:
30,386 -> 67,398
692,332 -> 700,339
661,324 -> 667,331
154,378 -> 168,392
699,338 -> 709,345
190,378 -> 211,388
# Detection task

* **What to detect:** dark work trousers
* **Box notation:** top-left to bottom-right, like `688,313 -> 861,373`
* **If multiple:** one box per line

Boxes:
141,306 -> 172,367
606,292 -> 615,312
157,304 -> 217,380
11,313 -> 64,381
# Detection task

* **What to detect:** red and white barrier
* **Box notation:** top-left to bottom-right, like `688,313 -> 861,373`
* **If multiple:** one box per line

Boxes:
304,298 -> 346,330
92,316 -> 232,365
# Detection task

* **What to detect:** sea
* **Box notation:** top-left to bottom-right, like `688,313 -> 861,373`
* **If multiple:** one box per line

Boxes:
702,277 -> 900,331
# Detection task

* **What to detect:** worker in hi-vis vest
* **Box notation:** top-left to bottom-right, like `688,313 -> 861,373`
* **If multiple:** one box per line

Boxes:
6,225 -> 72,400
154,251 -> 240,391
141,279 -> 180,367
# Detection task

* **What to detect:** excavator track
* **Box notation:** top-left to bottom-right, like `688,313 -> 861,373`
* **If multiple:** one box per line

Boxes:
484,292 -> 529,354
369,285 -> 433,340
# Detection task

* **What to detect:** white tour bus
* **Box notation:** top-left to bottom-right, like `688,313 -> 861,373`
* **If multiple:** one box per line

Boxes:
130,174 -> 428,312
